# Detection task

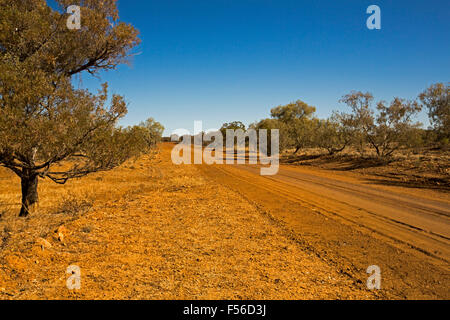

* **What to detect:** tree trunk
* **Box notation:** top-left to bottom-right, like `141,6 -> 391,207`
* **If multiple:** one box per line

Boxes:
19,174 -> 39,217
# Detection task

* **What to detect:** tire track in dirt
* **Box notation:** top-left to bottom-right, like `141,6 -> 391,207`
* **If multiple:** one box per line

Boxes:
198,163 -> 450,299
211,164 -> 450,260
235,165 -> 450,259
278,166 -> 450,220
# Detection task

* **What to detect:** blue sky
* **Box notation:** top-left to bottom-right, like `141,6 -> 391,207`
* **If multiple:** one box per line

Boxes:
80,0 -> 450,135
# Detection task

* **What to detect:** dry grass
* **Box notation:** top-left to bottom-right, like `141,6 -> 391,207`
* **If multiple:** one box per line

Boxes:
0,152 -> 161,297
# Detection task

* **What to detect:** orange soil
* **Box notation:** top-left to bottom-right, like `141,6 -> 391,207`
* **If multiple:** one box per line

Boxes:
199,155 -> 450,299
0,144 -> 378,299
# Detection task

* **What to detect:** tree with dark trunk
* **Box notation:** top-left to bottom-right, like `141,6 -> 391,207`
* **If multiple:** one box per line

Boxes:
0,0 -> 151,216
270,100 -> 317,154
419,83 -> 450,144
315,117 -> 350,156
19,170 -> 39,217
339,91 -> 422,159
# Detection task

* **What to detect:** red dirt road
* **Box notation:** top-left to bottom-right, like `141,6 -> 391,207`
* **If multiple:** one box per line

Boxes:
199,161 -> 450,299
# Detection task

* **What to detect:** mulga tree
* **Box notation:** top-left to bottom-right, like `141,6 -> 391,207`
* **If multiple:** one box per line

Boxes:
340,91 -> 422,158
270,100 -> 317,154
220,121 -> 246,136
419,83 -> 450,144
220,121 -> 246,146
371,98 -> 422,157
315,113 -> 351,155
0,0 -> 145,216
139,118 -> 165,148
250,118 -> 290,155
339,91 -> 374,156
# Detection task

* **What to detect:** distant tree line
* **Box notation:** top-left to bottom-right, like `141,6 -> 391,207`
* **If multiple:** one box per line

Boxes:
221,83 -> 449,159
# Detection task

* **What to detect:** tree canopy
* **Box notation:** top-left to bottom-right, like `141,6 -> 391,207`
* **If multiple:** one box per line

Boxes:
419,83 -> 449,142
0,0 -> 153,216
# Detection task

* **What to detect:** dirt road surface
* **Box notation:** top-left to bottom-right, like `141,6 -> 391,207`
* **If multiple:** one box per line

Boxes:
199,155 -> 450,299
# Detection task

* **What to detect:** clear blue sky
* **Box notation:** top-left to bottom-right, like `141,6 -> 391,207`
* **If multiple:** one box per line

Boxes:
81,0 -> 450,135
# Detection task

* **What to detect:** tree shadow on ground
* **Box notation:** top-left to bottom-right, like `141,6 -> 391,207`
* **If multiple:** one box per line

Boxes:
362,176 -> 450,191
281,153 -> 450,191
328,157 -> 392,171
282,154 -> 325,164
282,154 -> 390,170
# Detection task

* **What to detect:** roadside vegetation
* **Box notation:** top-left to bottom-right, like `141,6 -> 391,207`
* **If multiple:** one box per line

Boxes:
244,83 -> 449,158
218,83 -> 449,187
0,0 -> 163,217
